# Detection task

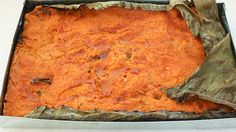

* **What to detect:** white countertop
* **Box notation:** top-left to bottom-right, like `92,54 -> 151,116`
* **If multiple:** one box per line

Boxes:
0,0 -> 236,131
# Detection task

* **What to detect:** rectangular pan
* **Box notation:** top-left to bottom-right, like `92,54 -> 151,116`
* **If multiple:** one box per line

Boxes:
0,0 -> 235,128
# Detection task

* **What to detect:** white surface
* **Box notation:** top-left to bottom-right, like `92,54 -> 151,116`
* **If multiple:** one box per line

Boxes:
0,0 -> 24,94
0,0 -> 236,131
1,129 -> 236,132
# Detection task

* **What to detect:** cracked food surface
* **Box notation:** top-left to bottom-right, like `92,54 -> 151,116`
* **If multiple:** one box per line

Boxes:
4,6 -> 225,116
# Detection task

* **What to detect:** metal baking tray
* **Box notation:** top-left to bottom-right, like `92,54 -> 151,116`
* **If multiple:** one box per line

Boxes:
0,0 -> 236,129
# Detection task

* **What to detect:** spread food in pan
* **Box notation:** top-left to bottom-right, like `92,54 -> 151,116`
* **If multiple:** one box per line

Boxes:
3,0 -> 236,120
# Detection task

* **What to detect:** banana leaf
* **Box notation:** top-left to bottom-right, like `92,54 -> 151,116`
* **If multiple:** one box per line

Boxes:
167,34 -> 236,109
25,106 -> 236,121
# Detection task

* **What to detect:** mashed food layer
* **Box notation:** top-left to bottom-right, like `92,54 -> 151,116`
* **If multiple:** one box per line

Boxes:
4,6 -> 222,116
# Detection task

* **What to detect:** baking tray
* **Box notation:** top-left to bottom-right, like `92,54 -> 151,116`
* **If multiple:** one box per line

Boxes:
0,0 -> 236,128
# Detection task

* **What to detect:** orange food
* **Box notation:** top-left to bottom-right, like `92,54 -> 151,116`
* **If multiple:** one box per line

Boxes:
4,6 -> 223,116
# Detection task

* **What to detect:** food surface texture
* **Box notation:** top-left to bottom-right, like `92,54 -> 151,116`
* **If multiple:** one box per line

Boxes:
4,6 -> 223,116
